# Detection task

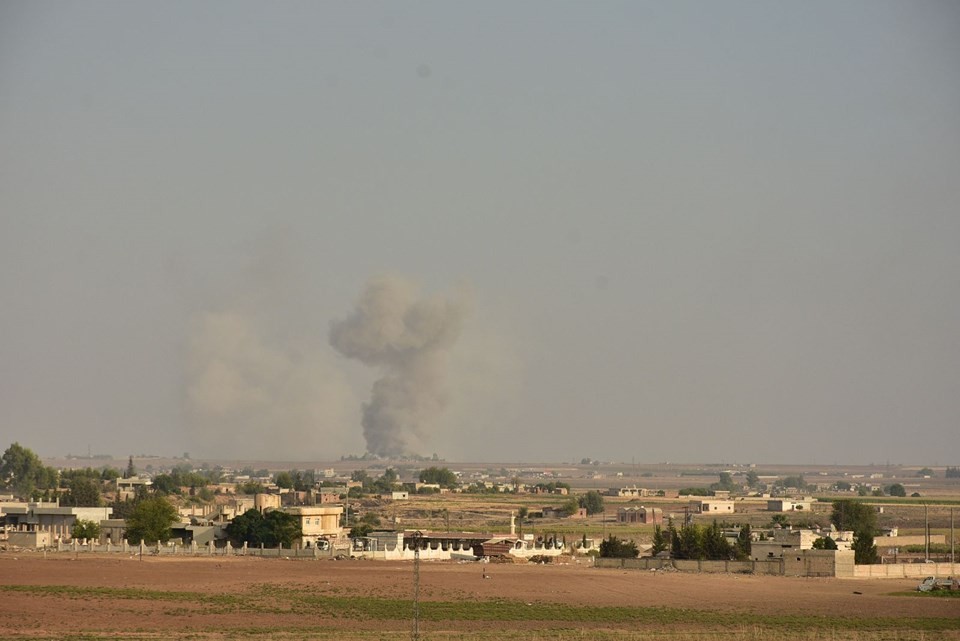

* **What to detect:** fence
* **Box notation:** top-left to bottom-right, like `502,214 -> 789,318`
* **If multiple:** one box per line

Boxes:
594,556 -> 784,574
48,538 -> 344,558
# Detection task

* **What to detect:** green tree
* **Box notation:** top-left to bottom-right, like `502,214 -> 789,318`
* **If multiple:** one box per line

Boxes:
831,500 -> 877,535
100,467 -> 122,482
710,472 -> 736,493
274,471 -> 294,489
778,475 -> 808,491
812,536 -> 838,550
125,496 -> 179,544
651,525 -> 668,556
702,521 -> 733,560
578,490 -> 605,516
676,523 -> 705,560
418,467 -> 458,487
852,531 -> 878,564
236,481 -> 265,495
678,487 -> 712,496
151,474 -> 181,495
349,512 -> 382,538
745,470 -> 760,489
226,509 -> 302,547
60,477 -> 102,507
917,467 -> 934,477
226,509 -> 270,547
769,514 -> 790,528
599,535 -> 639,558
124,456 -> 136,479
886,483 -> 906,497
0,442 -> 58,498
736,524 -> 752,558
558,496 -> 580,517
263,510 -> 301,547
71,519 -> 101,541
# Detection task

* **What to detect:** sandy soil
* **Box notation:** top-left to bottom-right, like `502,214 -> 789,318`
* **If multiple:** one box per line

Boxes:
1,553 -> 957,638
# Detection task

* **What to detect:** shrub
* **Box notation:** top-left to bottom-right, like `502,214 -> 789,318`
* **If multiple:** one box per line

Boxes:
599,535 -> 639,558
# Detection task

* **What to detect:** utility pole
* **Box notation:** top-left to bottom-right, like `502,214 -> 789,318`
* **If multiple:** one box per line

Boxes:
951,507 -> 955,566
924,503 -> 929,563
411,530 -> 422,641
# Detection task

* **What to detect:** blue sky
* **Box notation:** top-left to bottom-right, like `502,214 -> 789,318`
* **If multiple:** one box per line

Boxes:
1,1 -> 958,464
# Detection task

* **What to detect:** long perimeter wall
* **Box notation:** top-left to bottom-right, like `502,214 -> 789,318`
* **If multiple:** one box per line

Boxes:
595,550 -> 852,578
854,562 -> 960,578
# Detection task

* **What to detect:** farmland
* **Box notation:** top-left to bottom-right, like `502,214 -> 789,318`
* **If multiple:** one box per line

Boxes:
2,553 -> 959,640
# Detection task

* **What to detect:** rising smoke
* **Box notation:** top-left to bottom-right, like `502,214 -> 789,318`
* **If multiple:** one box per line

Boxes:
329,275 -> 468,457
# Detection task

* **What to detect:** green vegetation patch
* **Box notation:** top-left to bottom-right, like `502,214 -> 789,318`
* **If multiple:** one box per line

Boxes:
890,590 -> 960,599
4,584 -> 959,632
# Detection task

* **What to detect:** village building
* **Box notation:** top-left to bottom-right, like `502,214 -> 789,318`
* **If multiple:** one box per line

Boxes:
281,505 -> 344,548
1,501 -> 113,546
689,498 -> 735,514
607,486 -> 650,498
767,497 -> 813,512
617,506 -> 663,524
115,476 -> 152,500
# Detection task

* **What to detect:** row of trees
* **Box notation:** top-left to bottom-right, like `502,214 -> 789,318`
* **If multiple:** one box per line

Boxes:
602,499 -> 881,564
600,521 -> 751,560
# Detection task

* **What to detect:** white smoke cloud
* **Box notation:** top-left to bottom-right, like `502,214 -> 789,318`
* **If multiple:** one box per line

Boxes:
329,275 -> 468,457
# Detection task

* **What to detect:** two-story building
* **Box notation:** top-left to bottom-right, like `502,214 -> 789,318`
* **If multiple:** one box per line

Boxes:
281,505 -> 344,548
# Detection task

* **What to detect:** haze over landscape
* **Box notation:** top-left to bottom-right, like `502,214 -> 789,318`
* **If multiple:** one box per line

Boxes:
1,1 -> 958,465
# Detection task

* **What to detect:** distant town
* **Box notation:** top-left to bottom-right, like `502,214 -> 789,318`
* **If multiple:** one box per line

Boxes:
2,442 -> 957,580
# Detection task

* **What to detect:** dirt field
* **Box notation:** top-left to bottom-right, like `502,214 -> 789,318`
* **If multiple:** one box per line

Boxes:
2,553 -> 958,640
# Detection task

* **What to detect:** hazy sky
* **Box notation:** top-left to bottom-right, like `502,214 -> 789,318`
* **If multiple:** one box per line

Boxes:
2,1 -> 958,465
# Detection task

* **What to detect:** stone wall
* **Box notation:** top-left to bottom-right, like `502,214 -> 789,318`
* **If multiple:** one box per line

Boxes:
853,562 -> 960,579
594,550 -> 855,578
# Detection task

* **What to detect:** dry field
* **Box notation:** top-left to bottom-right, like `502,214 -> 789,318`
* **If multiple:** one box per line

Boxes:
1,553 -> 958,641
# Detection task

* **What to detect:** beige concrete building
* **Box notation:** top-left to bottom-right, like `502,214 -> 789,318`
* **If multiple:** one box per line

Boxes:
116,476 -> 152,500
281,505 -> 343,548
617,506 -> 663,524
1,502 -> 113,543
690,499 -> 735,514
767,497 -> 813,512
608,486 -> 650,498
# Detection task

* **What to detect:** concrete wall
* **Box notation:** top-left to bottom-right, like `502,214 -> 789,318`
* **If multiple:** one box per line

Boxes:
7,531 -> 52,548
594,550 -> 855,578
782,550 -> 852,577
595,557 -> 784,574
853,562 -> 960,579
873,535 -> 946,548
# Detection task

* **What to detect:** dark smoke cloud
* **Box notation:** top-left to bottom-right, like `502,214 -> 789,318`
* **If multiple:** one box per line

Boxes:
329,275 -> 467,457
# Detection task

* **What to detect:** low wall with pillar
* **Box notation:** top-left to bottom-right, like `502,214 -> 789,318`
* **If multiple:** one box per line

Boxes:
853,562 -> 960,579
595,550 -> 855,578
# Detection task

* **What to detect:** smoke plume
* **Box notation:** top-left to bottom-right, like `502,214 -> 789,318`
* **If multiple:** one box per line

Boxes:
329,275 -> 468,457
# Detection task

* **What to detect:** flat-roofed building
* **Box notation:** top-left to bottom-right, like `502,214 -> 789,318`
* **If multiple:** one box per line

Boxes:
617,506 -> 663,524
281,505 -> 343,548
690,499 -> 735,514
